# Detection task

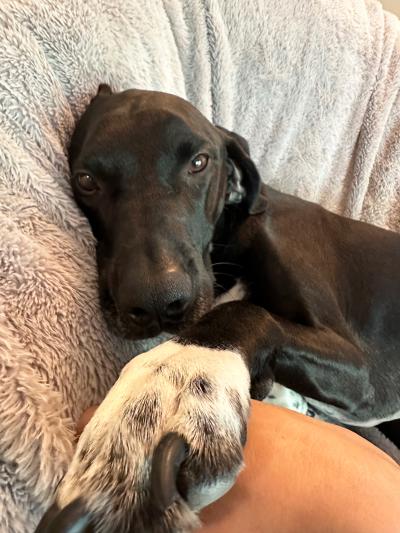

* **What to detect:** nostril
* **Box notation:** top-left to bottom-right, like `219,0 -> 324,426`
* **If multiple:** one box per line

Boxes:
129,307 -> 152,324
164,297 -> 190,320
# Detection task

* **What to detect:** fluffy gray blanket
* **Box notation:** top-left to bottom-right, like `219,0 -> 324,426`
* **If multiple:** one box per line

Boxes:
0,0 -> 399,531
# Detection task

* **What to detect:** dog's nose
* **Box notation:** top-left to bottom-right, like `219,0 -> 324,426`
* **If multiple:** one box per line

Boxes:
129,296 -> 190,325
118,269 -> 193,328
162,295 -> 191,320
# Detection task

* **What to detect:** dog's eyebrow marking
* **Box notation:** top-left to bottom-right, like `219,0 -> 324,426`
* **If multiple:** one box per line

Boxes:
189,376 -> 214,396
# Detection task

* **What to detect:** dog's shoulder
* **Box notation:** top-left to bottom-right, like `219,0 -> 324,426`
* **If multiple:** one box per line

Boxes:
261,185 -> 326,225
238,184 -> 328,252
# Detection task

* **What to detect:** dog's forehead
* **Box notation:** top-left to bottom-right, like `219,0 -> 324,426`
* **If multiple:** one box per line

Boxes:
71,90 -> 226,178
91,90 -> 219,148
118,89 -> 209,125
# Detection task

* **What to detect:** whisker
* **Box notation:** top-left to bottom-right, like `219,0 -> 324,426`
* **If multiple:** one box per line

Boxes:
211,242 -> 235,249
213,271 -> 238,279
212,261 -> 242,268
213,281 -> 226,291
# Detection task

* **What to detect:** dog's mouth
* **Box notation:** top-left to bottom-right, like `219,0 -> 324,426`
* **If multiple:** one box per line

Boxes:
99,274 -> 215,341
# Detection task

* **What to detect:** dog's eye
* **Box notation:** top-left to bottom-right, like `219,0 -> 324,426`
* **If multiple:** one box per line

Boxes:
75,173 -> 98,194
189,154 -> 209,173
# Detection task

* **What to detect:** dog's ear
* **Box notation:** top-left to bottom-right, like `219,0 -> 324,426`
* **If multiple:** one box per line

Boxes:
69,85 -> 113,165
88,84 -> 113,104
96,83 -> 112,97
216,126 -> 265,215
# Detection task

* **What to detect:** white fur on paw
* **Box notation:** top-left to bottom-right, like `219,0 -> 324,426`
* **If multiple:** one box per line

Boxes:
57,341 -> 250,532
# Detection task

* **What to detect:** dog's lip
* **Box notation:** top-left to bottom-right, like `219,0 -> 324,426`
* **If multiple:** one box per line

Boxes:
133,319 -> 190,339
109,308 -> 208,341
132,325 -> 164,340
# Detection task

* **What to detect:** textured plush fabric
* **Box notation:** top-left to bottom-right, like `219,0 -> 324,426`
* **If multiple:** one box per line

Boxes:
0,0 -> 399,531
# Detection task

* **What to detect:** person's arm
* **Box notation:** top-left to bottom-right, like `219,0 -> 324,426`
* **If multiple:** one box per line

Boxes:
200,401 -> 400,533
77,401 -> 400,533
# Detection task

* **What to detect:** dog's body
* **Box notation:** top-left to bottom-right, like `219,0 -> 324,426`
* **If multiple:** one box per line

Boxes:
36,87 -> 400,533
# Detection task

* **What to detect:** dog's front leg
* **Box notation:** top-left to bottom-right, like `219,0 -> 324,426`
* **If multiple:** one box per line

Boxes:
35,326 -> 252,532
181,301 -> 375,424
35,301 -> 374,533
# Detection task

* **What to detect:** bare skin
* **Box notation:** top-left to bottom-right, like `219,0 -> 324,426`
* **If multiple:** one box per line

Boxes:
77,401 -> 400,533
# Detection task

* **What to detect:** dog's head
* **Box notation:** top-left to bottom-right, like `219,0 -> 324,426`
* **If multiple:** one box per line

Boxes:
69,85 -> 263,339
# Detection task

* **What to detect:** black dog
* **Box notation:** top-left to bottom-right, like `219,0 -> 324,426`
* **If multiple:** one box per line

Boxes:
36,85 -> 400,532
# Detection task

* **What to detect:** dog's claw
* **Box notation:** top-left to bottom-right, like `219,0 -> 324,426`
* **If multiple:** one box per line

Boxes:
36,434 -> 188,532
34,498 -> 93,533
150,432 -> 188,511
